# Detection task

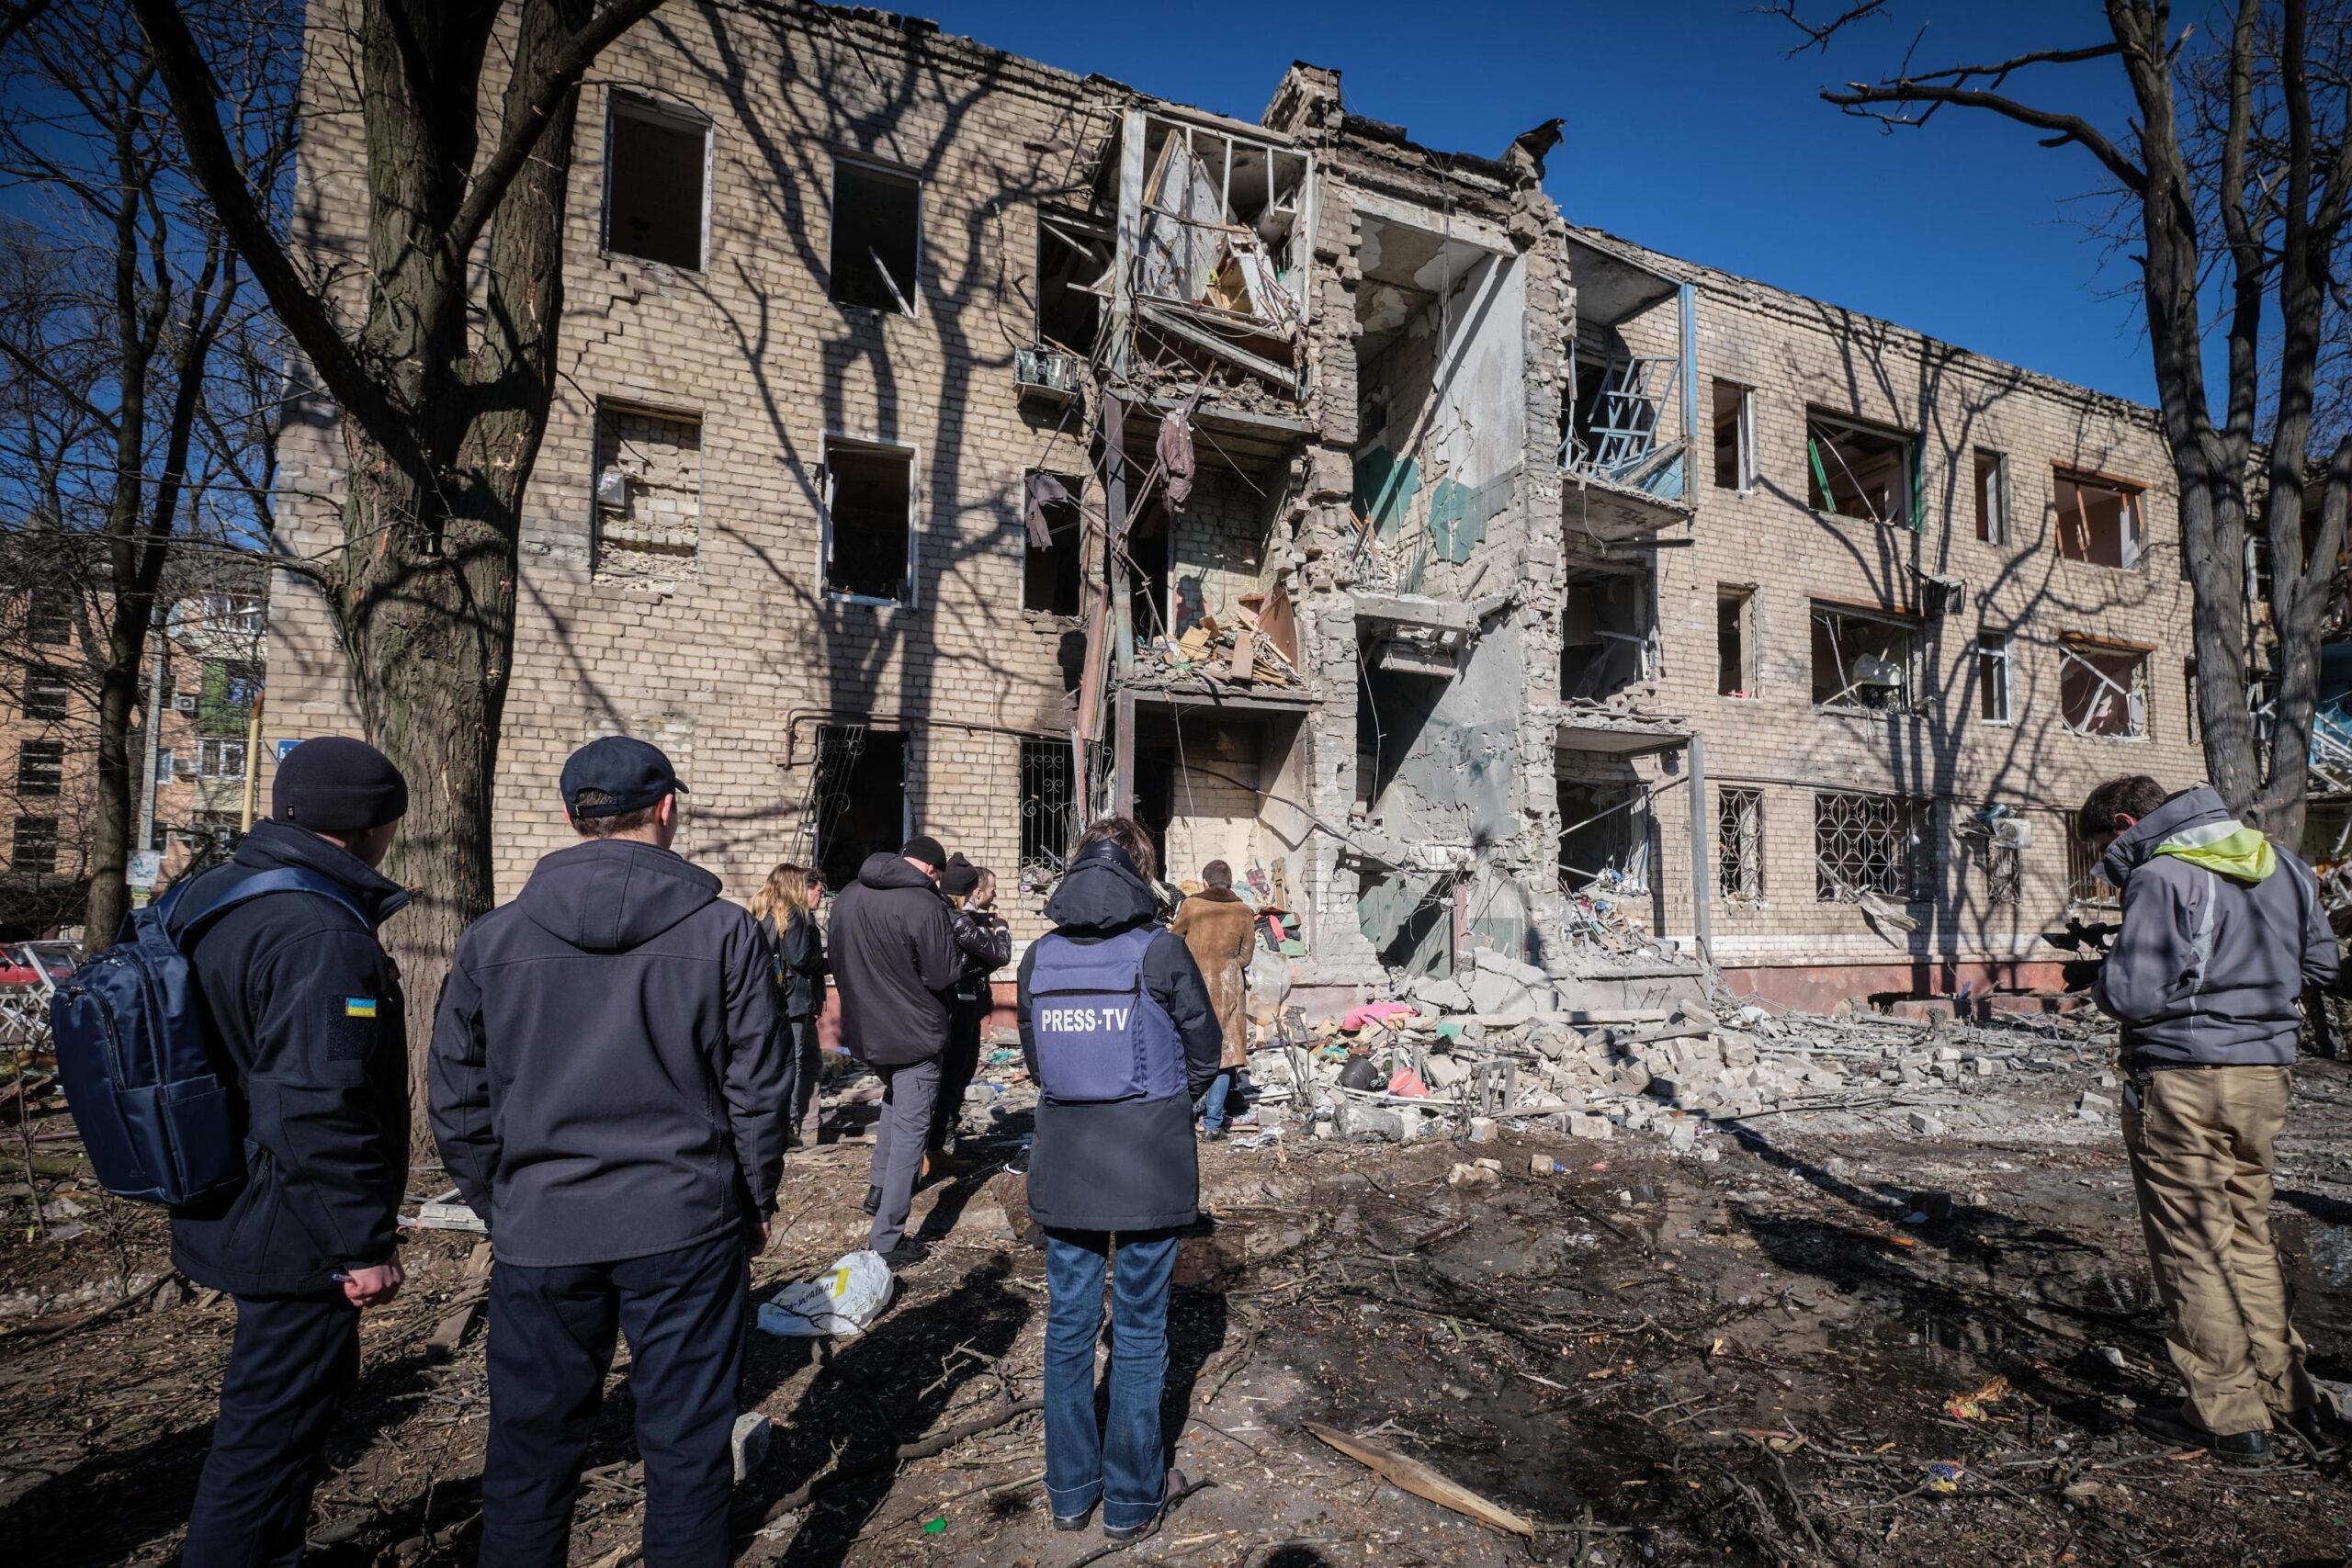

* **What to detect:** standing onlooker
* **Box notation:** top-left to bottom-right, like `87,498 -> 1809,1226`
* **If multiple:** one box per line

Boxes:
829,833 -> 962,1261
933,855 -> 1011,1156
1170,859 -> 1257,1139
2076,775 -> 2348,1464
175,739 -> 413,1568
752,862 -> 830,1146
431,738 -> 788,1564
1019,818 -> 1220,1540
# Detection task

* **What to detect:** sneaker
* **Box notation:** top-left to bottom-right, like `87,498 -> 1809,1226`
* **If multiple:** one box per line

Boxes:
2135,1403 -> 2274,1465
880,1240 -> 929,1268
1102,1469 -> 1187,1541
861,1185 -> 881,1216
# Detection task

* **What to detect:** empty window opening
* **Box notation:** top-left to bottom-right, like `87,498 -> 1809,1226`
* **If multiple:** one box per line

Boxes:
1717,586 -> 1755,697
1973,449 -> 2007,545
1805,412 -> 1913,527
21,667 -> 66,721
822,441 -> 914,604
1815,791 -> 1920,903
1976,632 -> 2014,725
1127,502 -> 1171,644
1036,210 -> 1112,354
2066,822 -> 2119,908
811,725 -> 908,892
1712,379 -> 1756,491
1811,604 -> 1918,714
1558,777 -> 1651,895
1561,338 -> 1678,485
1023,470 -> 1086,617
198,737 -> 247,780
17,739 -> 62,796
1356,661 -> 1445,818
1718,786 -> 1764,904
2060,640 -> 2148,738
604,96 -> 708,270
594,404 -> 702,587
831,160 -> 920,314
1018,737 -> 1078,892
24,589 -> 69,645
2054,472 -> 2143,568
1984,842 -> 2021,906
1560,568 -> 1655,704
11,815 -> 56,875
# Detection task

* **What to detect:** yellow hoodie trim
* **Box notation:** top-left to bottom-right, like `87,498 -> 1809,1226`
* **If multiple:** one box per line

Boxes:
2151,820 -> 2276,884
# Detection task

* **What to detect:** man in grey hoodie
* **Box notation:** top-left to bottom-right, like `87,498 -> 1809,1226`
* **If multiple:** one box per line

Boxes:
2077,774 -> 2344,1464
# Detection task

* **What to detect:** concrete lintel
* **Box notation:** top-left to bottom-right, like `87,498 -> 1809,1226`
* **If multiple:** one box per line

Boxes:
1123,682 -> 1319,718
1351,590 -> 1474,633
1554,711 -> 1690,757
1350,190 -> 1511,254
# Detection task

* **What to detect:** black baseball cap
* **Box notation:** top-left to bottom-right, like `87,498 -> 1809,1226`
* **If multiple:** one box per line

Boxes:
560,736 -> 688,818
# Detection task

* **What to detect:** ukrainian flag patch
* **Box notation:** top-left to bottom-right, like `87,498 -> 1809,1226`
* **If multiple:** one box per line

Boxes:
344,997 -> 379,1019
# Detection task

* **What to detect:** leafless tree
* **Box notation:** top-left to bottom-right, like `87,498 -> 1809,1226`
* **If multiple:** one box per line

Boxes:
1770,0 -> 2352,840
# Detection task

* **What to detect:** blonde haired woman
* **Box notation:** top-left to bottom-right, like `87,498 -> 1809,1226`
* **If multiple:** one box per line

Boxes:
751,863 -> 829,1145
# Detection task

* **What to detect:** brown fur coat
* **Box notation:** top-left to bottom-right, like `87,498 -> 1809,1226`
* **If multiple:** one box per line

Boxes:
1171,887 -> 1257,1070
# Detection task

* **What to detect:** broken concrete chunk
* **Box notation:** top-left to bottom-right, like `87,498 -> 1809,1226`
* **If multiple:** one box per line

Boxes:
1468,946 -> 1550,989
1567,1112 -> 1613,1141
1338,1101 -> 1407,1142
1908,1111 -> 1945,1135
1465,967 -> 1529,1017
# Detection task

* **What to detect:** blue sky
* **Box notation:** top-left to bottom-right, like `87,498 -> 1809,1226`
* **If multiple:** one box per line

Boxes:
921,0 -> 2159,405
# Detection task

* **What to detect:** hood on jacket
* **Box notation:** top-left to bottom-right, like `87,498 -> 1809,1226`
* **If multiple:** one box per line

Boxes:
854,851 -> 941,894
226,817 -> 412,926
515,838 -> 718,952
2099,784 -> 2277,887
1045,840 -> 1159,936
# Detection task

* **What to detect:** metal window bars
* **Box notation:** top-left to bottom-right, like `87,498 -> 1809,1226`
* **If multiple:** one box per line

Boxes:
1984,843 -> 2022,907
1718,786 -> 1764,903
800,723 -> 869,884
1018,737 -> 1078,892
1814,790 -> 1919,902
2064,821 -> 2120,909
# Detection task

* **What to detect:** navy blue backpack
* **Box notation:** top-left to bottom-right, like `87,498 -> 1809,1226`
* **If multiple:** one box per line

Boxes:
51,867 -> 366,1205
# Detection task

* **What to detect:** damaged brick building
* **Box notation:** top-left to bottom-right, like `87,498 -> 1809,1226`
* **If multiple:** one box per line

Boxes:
266,2 -> 2199,1011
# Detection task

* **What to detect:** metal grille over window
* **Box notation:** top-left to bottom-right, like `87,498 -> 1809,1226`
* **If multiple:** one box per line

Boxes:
2065,823 -> 2120,909
1717,786 -> 1763,903
16,739 -> 62,797
1018,738 -> 1077,892
1814,791 -> 1918,903
1986,844 -> 2022,907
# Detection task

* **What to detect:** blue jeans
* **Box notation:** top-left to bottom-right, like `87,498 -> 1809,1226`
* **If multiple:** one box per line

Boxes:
1042,1228 -> 1179,1530
1203,1070 -> 1251,1132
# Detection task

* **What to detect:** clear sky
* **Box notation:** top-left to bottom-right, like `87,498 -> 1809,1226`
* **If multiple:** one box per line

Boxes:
918,0 -> 2159,406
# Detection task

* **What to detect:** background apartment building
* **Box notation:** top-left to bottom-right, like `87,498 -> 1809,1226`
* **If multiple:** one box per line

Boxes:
266,2 -> 2199,1010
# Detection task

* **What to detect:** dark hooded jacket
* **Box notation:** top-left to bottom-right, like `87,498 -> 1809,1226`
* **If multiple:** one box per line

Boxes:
1018,841 -> 1221,1233
428,838 -> 787,1268
762,908 -> 828,1020
827,852 -> 962,1066
2093,784 -> 2338,1066
169,819 -> 412,1298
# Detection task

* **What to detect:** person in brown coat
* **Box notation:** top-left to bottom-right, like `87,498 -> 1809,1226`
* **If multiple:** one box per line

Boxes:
1170,860 -> 1258,1138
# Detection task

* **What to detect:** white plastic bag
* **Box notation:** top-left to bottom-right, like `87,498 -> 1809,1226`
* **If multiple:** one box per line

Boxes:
756,1249 -> 895,1337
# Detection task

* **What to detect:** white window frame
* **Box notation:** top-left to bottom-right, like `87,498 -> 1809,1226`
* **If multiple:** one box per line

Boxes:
829,153 -> 923,319
1713,380 -> 1758,493
1973,448 -> 2007,547
601,90 -> 715,272
1975,630 -> 2015,726
819,434 -> 919,608
2059,639 -> 2150,739
2052,469 -> 2145,570
198,737 -> 248,780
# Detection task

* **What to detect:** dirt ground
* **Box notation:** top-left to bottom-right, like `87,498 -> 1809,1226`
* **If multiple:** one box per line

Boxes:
4,1043 -> 2351,1567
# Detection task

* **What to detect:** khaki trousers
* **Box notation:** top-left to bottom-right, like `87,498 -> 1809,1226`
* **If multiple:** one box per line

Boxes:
2121,1063 -> 2317,1436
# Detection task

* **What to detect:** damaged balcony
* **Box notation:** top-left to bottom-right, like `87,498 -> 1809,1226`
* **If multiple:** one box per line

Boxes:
1554,556 -> 1689,754
1559,233 -> 1697,547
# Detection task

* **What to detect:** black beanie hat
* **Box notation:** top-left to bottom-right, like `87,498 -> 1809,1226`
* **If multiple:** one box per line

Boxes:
939,853 -> 982,897
272,736 -> 409,833
901,834 -> 946,869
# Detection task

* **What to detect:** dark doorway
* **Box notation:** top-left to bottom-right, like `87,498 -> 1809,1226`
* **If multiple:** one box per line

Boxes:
814,727 -> 907,891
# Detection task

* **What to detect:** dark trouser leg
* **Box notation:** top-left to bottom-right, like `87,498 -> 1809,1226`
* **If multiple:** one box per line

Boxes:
615,1235 -> 750,1568
1041,1228 -> 1109,1521
480,1258 -> 621,1567
181,1291 -> 359,1568
782,1016 -> 821,1136
929,1001 -> 984,1151
1101,1230 -> 1180,1532
866,1057 -> 941,1254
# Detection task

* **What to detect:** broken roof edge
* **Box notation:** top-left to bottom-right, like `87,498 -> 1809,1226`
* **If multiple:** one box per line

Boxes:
1566,223 -> 2169,439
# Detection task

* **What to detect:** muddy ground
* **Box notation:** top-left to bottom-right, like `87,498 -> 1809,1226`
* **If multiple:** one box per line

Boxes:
4,1044 -> 2351,1567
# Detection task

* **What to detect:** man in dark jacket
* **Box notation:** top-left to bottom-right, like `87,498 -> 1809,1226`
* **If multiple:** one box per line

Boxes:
828,833 -> 962,1259
1018,820 -> 1219,1540
173,737 -> 412,1568
430,737 -> 787,1566
2078,775 -> 2345,1464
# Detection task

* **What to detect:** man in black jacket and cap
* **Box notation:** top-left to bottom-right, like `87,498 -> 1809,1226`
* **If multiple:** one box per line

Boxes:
172,736 -> 413,1568
828,832 -> 962,1260
430,737 -> 788,1568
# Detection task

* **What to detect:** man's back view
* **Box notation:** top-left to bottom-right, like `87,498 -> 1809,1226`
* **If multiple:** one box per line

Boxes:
431,738 -> 787,1566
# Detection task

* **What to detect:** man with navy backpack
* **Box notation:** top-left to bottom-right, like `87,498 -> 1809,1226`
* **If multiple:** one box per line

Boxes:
171,737 -> 413,1567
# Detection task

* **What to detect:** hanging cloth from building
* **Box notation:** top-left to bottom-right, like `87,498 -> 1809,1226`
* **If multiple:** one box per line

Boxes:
1157,411 -> 1196,513
1023,470 -> 1073,549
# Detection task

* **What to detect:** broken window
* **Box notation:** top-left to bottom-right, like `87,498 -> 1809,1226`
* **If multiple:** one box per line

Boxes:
604,95 -> 709,270
2053,472 -> 2143,568
830,159 -> 921,314
1718,785 -> 1764,903
1985,843 -> 2021,906
2059,639 -> 2148,738
1973,449 -> 2007,545
1805,411 -> 1914,528
1018,736 -> 1078,892
1717,586 -> 1755,698
1976,631 -> 2014,725
2066,824 -> 2119,908
594,403 -> 702,587
1036,210 -> 1111,354
821,440 -> 914,604
1814,791 -> 1920,903
811,724 -> 906,892
11,815 -> 55,875
17,739 -> 62,796
20,667 -> 66,721
1022,469 -> 1085,617
1810,603 -> 1917,714
1560,569 -> 1655,704
1563,341 -> 1678,485
1712,379 -> 1756,491
1558,778 -> 1651,894
24,588 -> 69,646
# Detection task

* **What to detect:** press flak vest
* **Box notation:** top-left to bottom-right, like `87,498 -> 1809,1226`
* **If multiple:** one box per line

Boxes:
1027,926 -> 1186,1104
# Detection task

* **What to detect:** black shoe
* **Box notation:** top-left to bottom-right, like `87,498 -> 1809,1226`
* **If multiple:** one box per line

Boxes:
880,1240 -> 929,1268
861,1185 -> 880,1216
2135,1403 -> 2274,1465
1051,1503 -> 1094,1532
1201,1127 -> 1227,1143
1102,1469 -> 1187,1541
2275,1406 -> 2346,1461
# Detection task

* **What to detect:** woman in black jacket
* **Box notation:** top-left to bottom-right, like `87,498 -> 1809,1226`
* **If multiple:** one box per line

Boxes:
751,862 -> 829,1145
932,856 -> 1011,1156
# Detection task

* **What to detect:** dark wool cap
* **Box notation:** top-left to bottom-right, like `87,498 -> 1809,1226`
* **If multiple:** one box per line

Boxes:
272,736 -> 409,833
901,834 -> 946,869
939,853 -> 981,897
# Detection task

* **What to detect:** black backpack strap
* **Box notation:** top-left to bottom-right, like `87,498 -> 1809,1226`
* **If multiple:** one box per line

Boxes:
164,867 -> 371,949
